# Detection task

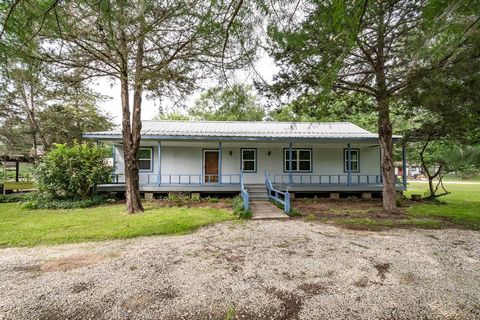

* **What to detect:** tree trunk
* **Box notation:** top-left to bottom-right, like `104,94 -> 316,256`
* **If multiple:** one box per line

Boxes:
378,98 -> 398,212
120,74 -> 144,214
119,21 -> 144,213
375,3 -> 397,213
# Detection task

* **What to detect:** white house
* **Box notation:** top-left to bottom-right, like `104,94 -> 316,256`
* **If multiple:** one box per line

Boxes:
84,120 -> 406,201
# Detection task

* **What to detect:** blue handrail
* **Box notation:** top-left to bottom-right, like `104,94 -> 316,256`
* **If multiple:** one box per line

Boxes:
265,171 -> 290,215
240,172 -> 249,211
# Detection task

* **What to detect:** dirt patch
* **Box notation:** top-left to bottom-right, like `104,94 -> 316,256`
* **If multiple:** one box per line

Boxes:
265,287 -> 303,320
374,262 -> 391,280
13,264 -> 42,273
71,281 -> 95,293
294,198 -> 407,219
122,287 -> 177,311
40,253 -> 107,272
298,282 -> 328,295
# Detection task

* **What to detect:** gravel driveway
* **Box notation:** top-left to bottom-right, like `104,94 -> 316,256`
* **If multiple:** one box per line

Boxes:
1,220 -> 479,320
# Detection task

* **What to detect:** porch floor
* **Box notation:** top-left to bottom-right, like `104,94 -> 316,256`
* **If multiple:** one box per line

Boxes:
250,200 -> 289,220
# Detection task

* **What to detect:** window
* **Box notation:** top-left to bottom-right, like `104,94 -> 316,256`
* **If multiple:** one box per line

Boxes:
138,148 -> 153,171
284,149 -> 312,172
344,149 -> 360,172
241,149 -> 256,172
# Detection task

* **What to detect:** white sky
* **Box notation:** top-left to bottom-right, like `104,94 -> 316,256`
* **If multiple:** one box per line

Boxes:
92,53 -> 278,125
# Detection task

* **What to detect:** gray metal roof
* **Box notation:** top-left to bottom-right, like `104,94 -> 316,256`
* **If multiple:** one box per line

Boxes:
84,120 -> 399,141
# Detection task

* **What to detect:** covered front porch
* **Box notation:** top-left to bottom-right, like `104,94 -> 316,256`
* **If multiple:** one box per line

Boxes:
99,139 -> 407,193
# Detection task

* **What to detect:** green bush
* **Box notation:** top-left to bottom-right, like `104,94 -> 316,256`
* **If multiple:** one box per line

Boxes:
232,196 -> 252,219
34,142 -> 112,199
22,193 -> 114,210
165,192 -> 192,206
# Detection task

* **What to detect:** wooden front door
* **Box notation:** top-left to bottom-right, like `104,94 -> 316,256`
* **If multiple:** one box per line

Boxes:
204,151 -> 219,183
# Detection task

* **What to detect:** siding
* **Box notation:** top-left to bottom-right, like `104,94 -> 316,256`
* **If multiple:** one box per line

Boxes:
113,143 -> 381,185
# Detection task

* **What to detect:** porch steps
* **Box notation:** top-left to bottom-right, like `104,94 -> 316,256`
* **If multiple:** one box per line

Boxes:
250,200 -> 289,220
245,184 -> 269,200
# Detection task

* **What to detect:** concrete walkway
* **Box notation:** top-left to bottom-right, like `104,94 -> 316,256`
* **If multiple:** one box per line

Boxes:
250,200 -> 289,220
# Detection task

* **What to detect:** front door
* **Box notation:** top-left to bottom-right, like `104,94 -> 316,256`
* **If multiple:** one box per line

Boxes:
204,150 -> 219,183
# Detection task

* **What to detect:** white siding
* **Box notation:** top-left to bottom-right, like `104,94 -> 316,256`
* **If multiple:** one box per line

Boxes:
113,142 -> 381,185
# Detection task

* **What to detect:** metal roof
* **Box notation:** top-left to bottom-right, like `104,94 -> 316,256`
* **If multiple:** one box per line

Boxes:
83,120 -> 400,141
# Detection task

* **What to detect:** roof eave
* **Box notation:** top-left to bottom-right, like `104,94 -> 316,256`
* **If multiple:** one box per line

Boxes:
83,133 -> 402,143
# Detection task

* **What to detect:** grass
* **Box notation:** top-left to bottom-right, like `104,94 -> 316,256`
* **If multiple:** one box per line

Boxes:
300,182 -> 480,231
0,202 -> 234,247
406,182 -> 480,230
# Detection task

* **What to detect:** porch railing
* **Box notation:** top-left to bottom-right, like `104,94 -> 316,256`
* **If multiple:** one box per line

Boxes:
265,171 -> 291,215
110,173 -> 241,185
268,173 -> 405,186
240,172 -> 249,211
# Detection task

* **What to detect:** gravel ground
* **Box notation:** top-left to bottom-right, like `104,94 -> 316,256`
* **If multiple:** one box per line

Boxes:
0,220 -> 479,320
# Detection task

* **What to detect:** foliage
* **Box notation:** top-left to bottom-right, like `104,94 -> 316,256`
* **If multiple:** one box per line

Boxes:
264,0 -> 480,212
0,203 -> 233,247
37,103 -> 112,146
154,112 -> 190,121
232,196 -> 252,219
165,192 -> 192,206
190,85 -> 265,121
0,56 -> 111,158
34,143 -> 112,199
22,193 -> 113,210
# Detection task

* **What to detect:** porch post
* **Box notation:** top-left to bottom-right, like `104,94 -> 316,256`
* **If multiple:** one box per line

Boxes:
402,144 -> 407,189
347,143 -> 352,186
15,160 -> 19,182
111,145 -> 116,182
218,142 -> 222,184
379,147 -> 383,184
289,142 -> 293,185
157,141 -> 162,186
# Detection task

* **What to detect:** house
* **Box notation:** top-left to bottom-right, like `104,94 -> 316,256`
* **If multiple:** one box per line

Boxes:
84,120 -> 406,207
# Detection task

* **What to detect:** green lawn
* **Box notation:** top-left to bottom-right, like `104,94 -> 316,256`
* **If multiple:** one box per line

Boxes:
0,203 -> 234,247
406,182 -> 480,230
301,182 -> 480,231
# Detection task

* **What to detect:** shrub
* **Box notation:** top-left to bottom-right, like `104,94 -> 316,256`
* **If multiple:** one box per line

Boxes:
205,196 -> 219,203
34,142 -> 112,199
232,196 -> 252,219
165,192 -> 191,206
22,193 -> 113,210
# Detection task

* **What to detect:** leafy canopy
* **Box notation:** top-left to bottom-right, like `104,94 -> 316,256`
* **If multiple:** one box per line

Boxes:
190,84 -> 265,121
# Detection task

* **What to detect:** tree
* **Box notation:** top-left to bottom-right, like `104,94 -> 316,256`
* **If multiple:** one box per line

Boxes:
154,112 -> 190,121
400,27 -> 480,198
190,84 -> 265,121
265,0 -> 479,212
3,0 -> 258,213
0,58 -> 111,158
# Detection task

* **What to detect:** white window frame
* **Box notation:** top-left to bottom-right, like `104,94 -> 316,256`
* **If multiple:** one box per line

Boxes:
284,149 -> 312,172
138,147 -> 153,172
241,148 -> 256,172
344,149 -> 360,172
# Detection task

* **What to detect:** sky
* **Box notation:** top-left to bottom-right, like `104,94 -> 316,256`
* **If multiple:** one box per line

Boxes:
91,53 -> 278,125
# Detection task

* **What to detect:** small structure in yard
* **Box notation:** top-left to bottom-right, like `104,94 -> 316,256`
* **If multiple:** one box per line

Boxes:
0,153 -> 35,194
83,120 -> 407,214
